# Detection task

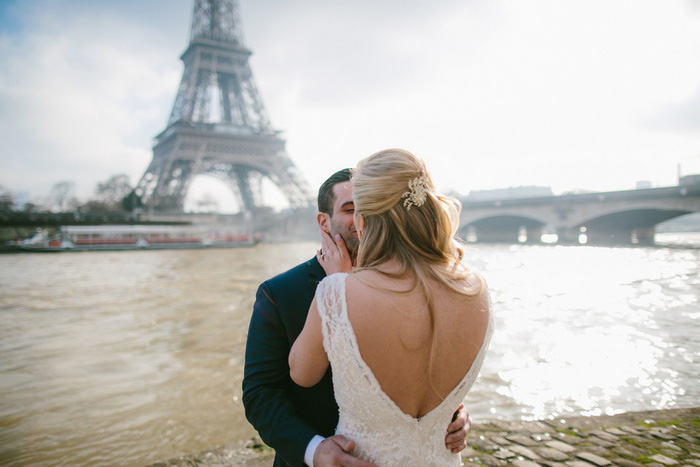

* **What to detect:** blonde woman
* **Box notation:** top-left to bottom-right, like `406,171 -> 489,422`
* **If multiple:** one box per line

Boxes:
289,149 -> 493,466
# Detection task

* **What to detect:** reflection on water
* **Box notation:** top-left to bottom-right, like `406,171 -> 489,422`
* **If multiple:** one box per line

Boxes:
465,242 -> 700,422
0,240 -> 698,465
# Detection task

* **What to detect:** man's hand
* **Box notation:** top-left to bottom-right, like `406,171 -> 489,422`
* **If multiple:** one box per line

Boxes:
445,404 -> 472,453
313,435 -> 377,467
317,231 -> 352,275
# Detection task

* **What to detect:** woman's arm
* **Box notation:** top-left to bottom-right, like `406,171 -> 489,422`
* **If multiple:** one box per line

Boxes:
289,295 -> 330,387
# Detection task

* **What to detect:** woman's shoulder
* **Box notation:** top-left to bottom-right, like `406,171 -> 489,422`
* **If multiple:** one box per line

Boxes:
443,264 -> 487,292
344,270 -> 374,297
319,272 -> 350,286
346,268 -> 380,282
317,273 -> 350,299
441,270 -> 490,319
315,273 -> 351,318
465,269 -> 488,293
346,268 -> 412,293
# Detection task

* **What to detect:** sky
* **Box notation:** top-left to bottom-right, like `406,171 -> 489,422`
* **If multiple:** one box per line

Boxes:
1,0 -> 700,212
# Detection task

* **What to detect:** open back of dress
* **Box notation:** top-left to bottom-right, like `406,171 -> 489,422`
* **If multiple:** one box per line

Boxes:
316,273 -> 494,466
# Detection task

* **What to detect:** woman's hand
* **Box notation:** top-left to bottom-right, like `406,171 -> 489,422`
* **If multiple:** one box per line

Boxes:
317,230 -> 352,274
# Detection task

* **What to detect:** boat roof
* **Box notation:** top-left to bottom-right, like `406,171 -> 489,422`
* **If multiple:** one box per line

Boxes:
61,225 -> 242,234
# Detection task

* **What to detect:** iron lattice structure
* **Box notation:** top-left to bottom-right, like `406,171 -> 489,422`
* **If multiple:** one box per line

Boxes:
135,0 -> 313,213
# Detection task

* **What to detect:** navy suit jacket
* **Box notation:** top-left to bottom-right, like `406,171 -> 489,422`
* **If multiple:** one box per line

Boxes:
242,256 -> 339,466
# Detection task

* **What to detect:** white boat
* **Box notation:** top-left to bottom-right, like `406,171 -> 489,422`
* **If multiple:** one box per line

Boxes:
15,225 -> 256,252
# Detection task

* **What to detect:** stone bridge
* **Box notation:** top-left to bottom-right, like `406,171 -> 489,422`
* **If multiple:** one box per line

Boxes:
458,183 -> 700,244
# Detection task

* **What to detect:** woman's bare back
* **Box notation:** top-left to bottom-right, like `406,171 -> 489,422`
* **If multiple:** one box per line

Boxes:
345,267 -> 490,419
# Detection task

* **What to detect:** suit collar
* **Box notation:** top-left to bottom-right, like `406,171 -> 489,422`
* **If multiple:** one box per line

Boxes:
306,255 -> 326,281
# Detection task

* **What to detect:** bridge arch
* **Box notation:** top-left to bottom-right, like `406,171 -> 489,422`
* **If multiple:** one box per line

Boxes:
459,213 -> 548,243
458,185 -> 700,245
573,207 -> 693,244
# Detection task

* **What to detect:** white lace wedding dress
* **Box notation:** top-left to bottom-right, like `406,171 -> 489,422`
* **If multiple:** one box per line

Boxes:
316,273 -> 493,466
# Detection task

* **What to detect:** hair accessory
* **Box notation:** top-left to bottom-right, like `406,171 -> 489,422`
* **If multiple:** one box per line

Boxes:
401,175 -> 428,210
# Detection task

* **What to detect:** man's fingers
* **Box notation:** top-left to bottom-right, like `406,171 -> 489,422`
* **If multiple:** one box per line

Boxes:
445,404 -> 470,453
447,413 -> 466,433
314,435 -> 378,467
330,435 -> 376,467
450,440 -> 468,454
332,434 -> 355,453
452,403 -> 464,421
447,404 -> 467,433
341,456 -> 377,467
329,436 -> 378,466
446,423 -> 469,453
445,427 -> 467,446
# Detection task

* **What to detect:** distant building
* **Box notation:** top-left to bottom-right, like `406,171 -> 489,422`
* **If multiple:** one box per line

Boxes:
466,186 -> 553,201
680,174 -> 700,186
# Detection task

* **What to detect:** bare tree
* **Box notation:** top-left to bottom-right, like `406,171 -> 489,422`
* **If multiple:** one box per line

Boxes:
95,174 -> 132,211
49,181 -> 77,212
0,185 -> 15,211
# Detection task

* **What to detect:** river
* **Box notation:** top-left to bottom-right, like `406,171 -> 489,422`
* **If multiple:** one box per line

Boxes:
0,235 -> 698,465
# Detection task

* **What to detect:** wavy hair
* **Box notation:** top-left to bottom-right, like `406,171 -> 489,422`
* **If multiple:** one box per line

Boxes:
352,148 -> 483,397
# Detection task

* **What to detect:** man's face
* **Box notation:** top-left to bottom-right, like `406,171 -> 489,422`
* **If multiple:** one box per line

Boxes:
327,181 -> 359,260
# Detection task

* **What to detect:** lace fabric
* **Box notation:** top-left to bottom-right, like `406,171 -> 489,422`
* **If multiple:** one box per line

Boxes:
316,273 -> 493,466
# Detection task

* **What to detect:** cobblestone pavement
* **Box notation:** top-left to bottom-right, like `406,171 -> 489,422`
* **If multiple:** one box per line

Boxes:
151,407 -> 699,466
462,407 -> 699,467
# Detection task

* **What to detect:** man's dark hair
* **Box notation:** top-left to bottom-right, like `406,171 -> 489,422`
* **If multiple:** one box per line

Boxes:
317,168 -> 353,215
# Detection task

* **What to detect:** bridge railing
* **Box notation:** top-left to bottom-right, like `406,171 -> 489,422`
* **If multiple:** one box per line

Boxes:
460,185 -> 700,209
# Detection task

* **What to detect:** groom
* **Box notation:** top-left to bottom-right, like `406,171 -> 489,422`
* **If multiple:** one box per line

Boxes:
242,169 -> 470,466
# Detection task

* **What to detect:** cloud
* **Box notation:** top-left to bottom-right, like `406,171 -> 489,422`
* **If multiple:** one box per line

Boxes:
243,0 -> 496,111
250,0 -> 700,193
2,0 -> 700,207
0,0 -> 190,199
644,87 -> 700,133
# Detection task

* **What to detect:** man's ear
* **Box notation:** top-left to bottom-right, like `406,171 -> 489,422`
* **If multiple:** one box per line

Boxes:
317,212 -> 331,234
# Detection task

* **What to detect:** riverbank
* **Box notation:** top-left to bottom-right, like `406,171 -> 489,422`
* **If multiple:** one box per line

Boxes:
150,407 -> 699,466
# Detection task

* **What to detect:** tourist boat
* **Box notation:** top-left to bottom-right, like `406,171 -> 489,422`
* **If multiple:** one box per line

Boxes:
13,225 -> 256,252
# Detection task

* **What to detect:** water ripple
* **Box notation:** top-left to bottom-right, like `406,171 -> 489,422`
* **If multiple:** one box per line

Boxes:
0,242 -> 698,465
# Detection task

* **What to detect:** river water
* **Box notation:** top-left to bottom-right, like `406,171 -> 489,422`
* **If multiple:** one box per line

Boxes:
0,235 -> 698,466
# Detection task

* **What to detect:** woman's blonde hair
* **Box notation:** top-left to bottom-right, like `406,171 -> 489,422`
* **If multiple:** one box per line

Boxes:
352,148 -> 483,397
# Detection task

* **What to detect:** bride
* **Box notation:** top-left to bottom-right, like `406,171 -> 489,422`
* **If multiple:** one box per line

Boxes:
289,149 -> 493,466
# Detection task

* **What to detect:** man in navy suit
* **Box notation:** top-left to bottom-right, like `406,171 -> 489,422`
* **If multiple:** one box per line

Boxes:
243,169 -> 470,466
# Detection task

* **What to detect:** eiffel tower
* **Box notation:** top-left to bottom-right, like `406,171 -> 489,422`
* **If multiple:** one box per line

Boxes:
134,0 -> 313,214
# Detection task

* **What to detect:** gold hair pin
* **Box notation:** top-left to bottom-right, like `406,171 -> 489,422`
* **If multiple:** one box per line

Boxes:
401,175 -> 427,210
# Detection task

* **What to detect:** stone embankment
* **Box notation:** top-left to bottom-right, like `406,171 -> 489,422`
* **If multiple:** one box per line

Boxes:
151,407 -> 699,466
